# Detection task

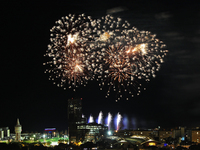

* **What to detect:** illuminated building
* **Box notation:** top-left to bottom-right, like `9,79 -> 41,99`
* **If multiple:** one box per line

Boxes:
173,126 -> 185,143
114,129 -> 154,139
77,122 -> 108,143
0,127 -> 10,140
141,139 -> 158,147
191,130 -> 200,143
44,128 -> 57,138
131,130 -> 153,137
68,97 -> 84,142
186,129 -> 200,143
173,127 -> 185,139
15,118 -> 22,141
0,129 -> 3,139
67,97 -> 108,143
158,130 -> 174,142
114,129 -> 174,142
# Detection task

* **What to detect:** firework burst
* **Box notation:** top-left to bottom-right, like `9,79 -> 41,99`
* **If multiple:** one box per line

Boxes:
124,28 -> 168,80
97,24 -> 168,101
44,14 -> 98,91
44,13 -> 168,100
92,14 -> 131,47
91,15 -> 133,80
98,42 -> 142,101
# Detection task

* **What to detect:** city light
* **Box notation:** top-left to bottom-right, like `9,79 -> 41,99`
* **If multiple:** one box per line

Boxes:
108,131 -> 112,135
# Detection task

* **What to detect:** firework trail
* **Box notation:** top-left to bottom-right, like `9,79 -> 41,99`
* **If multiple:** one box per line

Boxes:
98,111 -> 103,124
88,114 -> 94,123
107,112 -> 112,130
116,112 -> 122,131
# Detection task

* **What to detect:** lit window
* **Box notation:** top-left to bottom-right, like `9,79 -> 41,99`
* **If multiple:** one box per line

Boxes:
149,142 -> 156,146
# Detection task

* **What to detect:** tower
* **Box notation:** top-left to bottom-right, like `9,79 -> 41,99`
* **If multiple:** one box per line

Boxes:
68,97 -> 83,142
15,118 -> 22,142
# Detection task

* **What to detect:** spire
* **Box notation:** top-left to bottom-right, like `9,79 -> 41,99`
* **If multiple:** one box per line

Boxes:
15,118 -> 22,142
15,118 -> 21,127
16,118 -> 20,125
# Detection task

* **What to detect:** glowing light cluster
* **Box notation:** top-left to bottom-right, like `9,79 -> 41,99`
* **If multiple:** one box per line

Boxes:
44,14 -> 168,101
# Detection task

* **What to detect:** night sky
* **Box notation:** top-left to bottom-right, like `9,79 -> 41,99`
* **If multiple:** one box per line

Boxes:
1,1 -> 200,133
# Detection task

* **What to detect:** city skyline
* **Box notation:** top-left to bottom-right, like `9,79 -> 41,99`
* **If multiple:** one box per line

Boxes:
1,1 -> 200,132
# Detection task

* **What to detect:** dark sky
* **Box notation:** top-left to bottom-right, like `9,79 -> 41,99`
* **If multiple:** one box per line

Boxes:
1,1 -> 200,133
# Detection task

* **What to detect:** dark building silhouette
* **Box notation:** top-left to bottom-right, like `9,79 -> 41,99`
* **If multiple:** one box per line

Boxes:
68,97 -> 85,142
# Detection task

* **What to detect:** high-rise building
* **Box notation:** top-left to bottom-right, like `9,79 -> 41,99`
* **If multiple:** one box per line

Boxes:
15,118 -> 22,141
67,97 -> 108,143
68,97 -> 84,142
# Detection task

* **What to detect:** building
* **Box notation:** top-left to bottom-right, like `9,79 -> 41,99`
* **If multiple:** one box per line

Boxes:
131,130 -> 153,137
67,97 -> 108,143
68,97 -> 83,142
113,129 -> 174,142
15,118 -> 22,141
186,129 -> 200,143
0,127 -> 10,140
77,122 -> 108,143
44,128 -> 58,138
113,129 -> 134,137
191,130 -> 200,143
158,130 -> 174,142
173,127 -> 185,139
